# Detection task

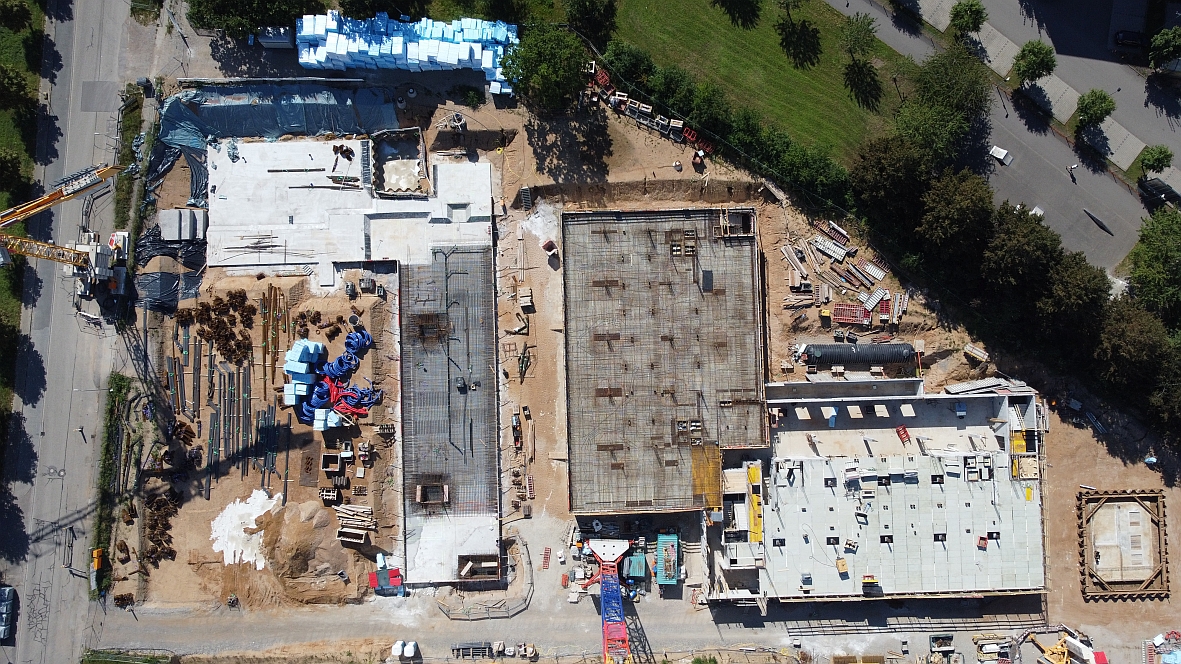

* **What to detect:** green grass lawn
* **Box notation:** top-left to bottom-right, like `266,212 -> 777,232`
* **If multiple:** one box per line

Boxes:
614,0 -> 907,163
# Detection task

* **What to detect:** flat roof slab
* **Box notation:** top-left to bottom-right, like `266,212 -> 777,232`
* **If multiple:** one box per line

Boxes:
562,208 -> 766,515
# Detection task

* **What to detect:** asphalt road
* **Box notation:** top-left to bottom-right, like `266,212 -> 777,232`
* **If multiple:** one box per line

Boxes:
824,0 -> 1149,270
979,0 -> 1181,151
0,0 -> 130,662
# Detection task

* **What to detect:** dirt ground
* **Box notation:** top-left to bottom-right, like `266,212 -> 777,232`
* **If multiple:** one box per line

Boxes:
1041,408 -> 1181,660
125,271 -> 399,608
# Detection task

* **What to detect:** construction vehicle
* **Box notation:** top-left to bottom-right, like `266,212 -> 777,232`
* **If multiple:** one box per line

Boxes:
0,164 -> 125,297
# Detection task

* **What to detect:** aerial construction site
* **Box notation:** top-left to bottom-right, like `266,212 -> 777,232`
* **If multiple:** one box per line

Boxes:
52,16 -> 1176,664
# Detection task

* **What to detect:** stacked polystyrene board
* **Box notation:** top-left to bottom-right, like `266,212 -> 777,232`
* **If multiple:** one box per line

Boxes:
284,339 -> 325,388
296,12 -> 516,94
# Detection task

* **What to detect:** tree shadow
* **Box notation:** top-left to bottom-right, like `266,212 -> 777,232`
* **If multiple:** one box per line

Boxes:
843,59 -> 883,111
1011,92 -> 1051,136
1144,74 -> 1181,126
29,102 -> 61,166
1074,123 -> 1110,165
955,115 -> 995,176
32,0 -> 72,22
1018,82 -> 1053,116
776,16 -> 822,69
0,411 -> 35,563
710,0 -> 763,29
33,32 -> 63,84
12,334 -> 45,408
524,106 -> 612,184
209,36 -> 316,78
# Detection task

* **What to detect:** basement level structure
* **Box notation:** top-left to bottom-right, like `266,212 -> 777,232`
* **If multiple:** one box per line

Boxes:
563,208 -> 767,515
706,378 -> 1048,604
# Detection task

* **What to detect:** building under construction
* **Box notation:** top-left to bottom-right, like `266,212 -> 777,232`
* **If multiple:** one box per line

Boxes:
562,208 -> 767,515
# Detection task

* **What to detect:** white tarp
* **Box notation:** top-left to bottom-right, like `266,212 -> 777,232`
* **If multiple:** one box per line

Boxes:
210,489 -> 281,570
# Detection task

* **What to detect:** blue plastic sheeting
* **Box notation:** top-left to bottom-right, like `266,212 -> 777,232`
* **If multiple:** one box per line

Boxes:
158,84 -> 401,151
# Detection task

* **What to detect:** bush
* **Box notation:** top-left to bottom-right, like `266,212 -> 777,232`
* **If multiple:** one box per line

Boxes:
501,24 -> 588,112
0,0 -> 31,30
1150,26 -> 1181,69
688,82 -> 732,138
0,63 -> 31,105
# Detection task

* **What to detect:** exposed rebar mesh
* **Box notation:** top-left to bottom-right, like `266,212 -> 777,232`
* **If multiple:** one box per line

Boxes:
563,208 -> 766,515
400,246 -> 499,518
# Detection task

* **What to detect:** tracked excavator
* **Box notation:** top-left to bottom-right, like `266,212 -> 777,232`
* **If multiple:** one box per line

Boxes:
0,164 -> 125,297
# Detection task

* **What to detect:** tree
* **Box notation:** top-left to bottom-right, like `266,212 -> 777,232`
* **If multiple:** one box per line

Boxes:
895,100 -> 968,165
501,24 -> 588,112
689,82 -> 732,137
566,0 -> 617,50
1013,40 -> 1056,85
917,169 -> 994,281
948,0 -> 986,35
1140,145 -> 1174,174
1128,207 -> 1181,329
603,40 -> 655,89
982,202 -> 1063,292
0,147 -> 23,184
0,63 -> 30,104
839,12 -> 876,62
1075,88 -> 1115,128
851,136 -> 930,240
1150,26 -> 1181,69
648,65 -> 697,116
914,43 -> 991,122
1094,295 -> 1171,393
0,0 -> 31,30
1036,251 -> 1111,359
188,0 -> 323,39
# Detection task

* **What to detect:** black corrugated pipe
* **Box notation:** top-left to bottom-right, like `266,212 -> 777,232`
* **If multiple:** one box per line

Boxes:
800,343 -> 916,366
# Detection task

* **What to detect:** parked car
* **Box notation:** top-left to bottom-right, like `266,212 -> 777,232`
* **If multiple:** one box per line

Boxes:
1115,30 -> 1145,47
0,585 -> 15,640
1139,177 -> 1181,204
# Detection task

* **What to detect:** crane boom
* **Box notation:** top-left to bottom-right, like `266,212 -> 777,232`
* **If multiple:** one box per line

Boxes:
586,540 -> 634,664
1,234 -> 89,267
0,164 -> 121,231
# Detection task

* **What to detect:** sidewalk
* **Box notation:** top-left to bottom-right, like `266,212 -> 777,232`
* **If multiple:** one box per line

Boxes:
914,0 -> 1160,174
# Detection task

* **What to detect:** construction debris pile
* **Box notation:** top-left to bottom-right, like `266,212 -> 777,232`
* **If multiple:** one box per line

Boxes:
285,333 -> 383,429
137,490 -> 181,568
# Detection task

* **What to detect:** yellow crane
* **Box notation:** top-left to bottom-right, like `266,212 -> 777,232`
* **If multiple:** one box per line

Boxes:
1030,633 -> 1071,664
0,164 -> 124,294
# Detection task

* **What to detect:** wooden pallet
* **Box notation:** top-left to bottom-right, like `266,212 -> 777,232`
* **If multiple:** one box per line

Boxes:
541,547 -> 551,570
527,474 -> 535,499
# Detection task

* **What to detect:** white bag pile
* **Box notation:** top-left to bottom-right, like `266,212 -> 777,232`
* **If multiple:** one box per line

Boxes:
296,12 -> 518,94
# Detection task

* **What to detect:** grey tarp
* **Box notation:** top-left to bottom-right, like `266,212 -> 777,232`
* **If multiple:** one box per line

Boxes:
179,271 -> 203,301
135,225 -> 207,270
135,272 -> 180,313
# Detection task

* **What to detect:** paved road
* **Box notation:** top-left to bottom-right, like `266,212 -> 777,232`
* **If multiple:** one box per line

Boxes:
980,0 -> 1181,151
824,0 -> 1149,269
0,0 -> 130,662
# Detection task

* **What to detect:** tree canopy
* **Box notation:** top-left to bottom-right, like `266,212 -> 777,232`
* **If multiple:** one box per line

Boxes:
1095,295 -> 1171,391
566,0 -> 617,50
1013,40 -> 1056,85
948,0 -> 986,35
1075,88 -> 1115,127
188,0 -> 323,38
501,24 -> 588,112
1150,26 -> 1181,69
1140,145 -> 1174,174
839,12 -> 876,61
1128,206 -> 1181,330
603,40 -> 655,86
914,43 -> 991,122
917,169 -> 994,281
0,0 -> 31,30
852,136 -> 931,239
982,202 -> 1064,293
894,100 -> 968,164
0,63 -> 30,105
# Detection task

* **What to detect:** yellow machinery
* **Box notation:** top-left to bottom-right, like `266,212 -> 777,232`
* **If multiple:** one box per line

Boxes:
0,164 -> 123,293
1030,634 -> 1071,664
